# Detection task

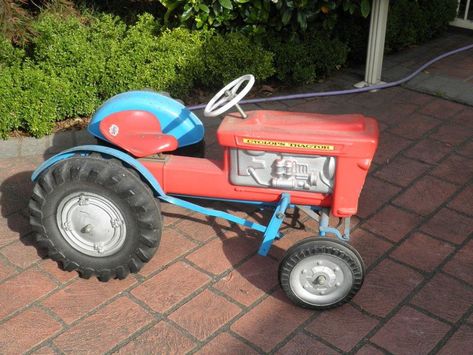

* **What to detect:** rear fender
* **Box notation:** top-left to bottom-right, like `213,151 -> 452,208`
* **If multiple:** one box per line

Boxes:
31,145 -> 166,197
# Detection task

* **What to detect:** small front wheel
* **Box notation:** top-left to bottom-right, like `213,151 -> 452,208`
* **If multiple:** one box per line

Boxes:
279,238 -> 364,310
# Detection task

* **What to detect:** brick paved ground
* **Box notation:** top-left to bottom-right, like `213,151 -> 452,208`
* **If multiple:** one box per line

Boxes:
0,35 -> 472,354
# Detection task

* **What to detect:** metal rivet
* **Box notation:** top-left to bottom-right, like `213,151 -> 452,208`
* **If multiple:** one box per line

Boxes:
78,195 -> 89,206
94,243 -> 104,254
111,219 -> 123,228
62,222 -> 71,231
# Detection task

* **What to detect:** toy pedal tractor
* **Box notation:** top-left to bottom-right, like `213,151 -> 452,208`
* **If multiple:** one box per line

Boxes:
30,75 -> 378,310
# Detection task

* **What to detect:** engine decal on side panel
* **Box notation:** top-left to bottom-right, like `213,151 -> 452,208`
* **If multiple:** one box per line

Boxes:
241,138 -> 334,151
230,149 -> 336,194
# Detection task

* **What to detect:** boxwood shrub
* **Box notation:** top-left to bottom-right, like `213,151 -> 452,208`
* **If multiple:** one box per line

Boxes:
268,34 -> 348,84
0,13 -> 275,137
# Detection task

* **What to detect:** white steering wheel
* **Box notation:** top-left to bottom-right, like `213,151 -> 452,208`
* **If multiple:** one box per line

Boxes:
204,74 -> 255,117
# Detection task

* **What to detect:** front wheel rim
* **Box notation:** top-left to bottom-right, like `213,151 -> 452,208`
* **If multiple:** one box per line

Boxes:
289,254 -> 353,306
56,192 -> 127,257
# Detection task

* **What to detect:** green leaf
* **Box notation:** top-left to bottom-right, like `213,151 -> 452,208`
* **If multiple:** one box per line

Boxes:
181,7 -> 193,21
199,4 -> 210,13
219,0 -> 233,10
297,11 -> 307,31
361,0 -> 371,18
282,9 -> 292,25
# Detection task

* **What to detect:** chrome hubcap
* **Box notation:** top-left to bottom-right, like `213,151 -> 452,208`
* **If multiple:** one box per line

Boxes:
290,255 -> 353,306
56,192 -> 126,257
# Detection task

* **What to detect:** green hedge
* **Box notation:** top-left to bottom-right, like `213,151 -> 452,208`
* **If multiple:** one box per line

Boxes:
200,32 -> 274,86
385,0 -> 458,52
0,12 -> 346,138
0,13 -> 276,138
268,34 -> 348,84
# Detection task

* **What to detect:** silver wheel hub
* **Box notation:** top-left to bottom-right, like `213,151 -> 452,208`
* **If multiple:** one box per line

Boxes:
56,192 -> 126,257
290,254 -> 353,306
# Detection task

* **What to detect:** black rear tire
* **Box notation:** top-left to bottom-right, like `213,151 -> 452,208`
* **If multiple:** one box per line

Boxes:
29,155 -> 162,281
279,237 -> 364,310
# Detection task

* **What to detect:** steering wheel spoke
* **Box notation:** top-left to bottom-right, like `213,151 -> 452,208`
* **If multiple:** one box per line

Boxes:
214,96 -> 230,109
230,81 -> 245,95
204,74 -> 255,118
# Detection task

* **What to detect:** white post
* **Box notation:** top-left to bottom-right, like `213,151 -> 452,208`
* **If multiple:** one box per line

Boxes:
465,0 -> 471,20
355,0 -> 390,87
450,0 -> 473,29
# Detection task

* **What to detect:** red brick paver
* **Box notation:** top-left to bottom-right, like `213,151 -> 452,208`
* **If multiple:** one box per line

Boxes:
442,239 -> 473,285
0,257 -> 16,282
0,307 -> 62,353
357,177 -> 401,218
374,155 -> 431,187
362,204 -> 419,242
390,232 -> 455,272
355,344 -> 386,355
389,113 -> 440,140
420,207 -> 473,244
457,139 -> 473,158
138,228 -> 198,276
411,272 -> 473,323
42,277 -> 136,324
306,304 -> 378,352
196,332 -> 258,355
214,254 -> 279,306
438,324 -> 473,355
404,138 -> 452,164
232,291 -> 312,352
393,175 -> 458,216
132,261 -> 210,313
448,185 -> 473,216
431,153 -> 473,185
275,332 -> 338,355
0,240 -> 40,269
116,321 -> 196,354
0,213 -> 30,248
371,306 -> 450,354
354,259 -> 423,317
0,268 -> 57,319
53,297 -> 153,353
349,229 -> 393,268
186,234 -> 257,275
169,289 -> 241,340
